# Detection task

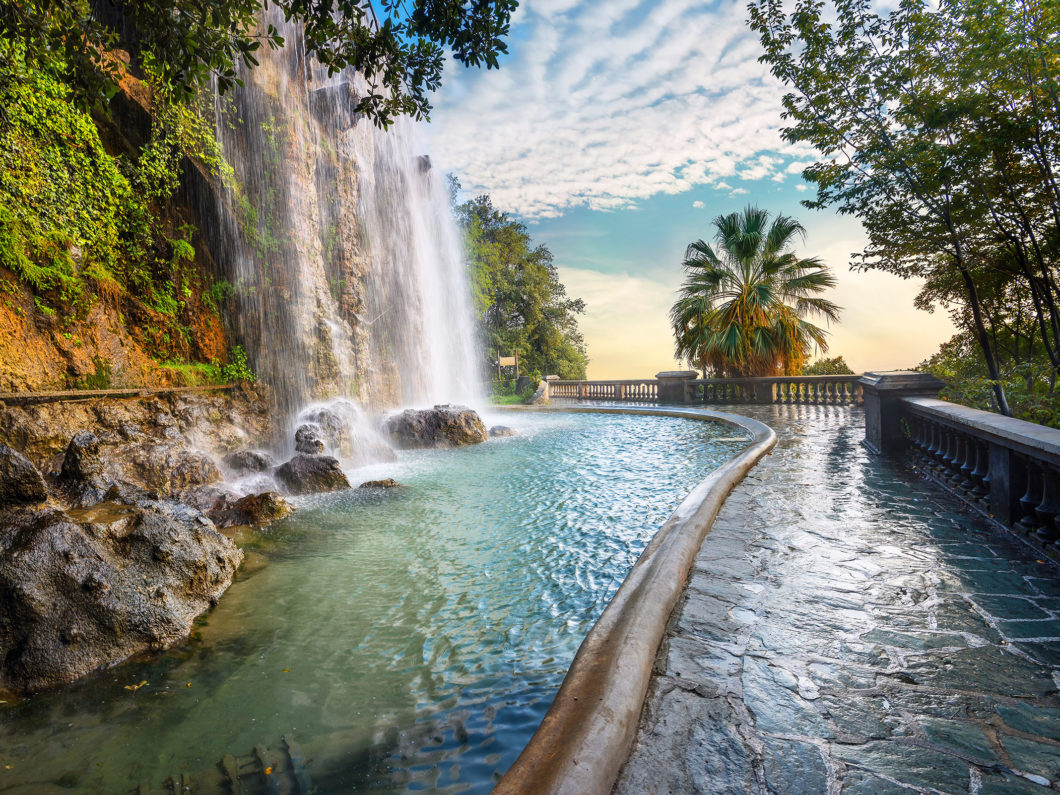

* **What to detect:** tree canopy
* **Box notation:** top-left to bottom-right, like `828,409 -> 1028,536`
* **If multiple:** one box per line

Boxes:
670,206 -> 840,378
454,189 -> 589,381
0,0 -> 517,125
749,0 -> 1060,416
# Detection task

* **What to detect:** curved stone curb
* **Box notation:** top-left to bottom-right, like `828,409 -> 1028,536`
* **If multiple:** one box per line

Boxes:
492,405 -> 777,795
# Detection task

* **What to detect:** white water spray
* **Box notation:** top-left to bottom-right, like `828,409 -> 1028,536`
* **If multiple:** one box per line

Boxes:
195,12 -> 482,445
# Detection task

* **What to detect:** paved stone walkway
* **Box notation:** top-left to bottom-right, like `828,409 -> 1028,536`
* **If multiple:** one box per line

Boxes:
615,404 -> 1060,794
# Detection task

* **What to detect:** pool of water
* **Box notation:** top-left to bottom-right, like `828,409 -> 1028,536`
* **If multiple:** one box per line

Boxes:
0,410 -> 748,793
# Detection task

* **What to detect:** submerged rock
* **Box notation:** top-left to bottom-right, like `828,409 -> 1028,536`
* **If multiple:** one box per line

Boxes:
0,445 -> 48,506
222,449 -> 275,476
383,404 -> 488,449
274,454 -> 350,495
489,425 -> 518,438
358,478 -> 402,489
0,495 -> 242,694
294,423 -> 326,454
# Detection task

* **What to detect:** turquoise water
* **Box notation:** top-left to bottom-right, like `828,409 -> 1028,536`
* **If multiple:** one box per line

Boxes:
0,411 -> 748,793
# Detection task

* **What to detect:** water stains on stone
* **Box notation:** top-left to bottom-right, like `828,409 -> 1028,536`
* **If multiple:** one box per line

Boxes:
615,405 -> 1060,795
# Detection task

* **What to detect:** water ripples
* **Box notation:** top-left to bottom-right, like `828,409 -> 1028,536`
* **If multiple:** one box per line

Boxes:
0,411 -> 747,794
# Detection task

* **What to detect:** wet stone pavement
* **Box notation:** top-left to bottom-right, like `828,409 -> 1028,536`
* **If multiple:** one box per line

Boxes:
614,404 -> 1060,794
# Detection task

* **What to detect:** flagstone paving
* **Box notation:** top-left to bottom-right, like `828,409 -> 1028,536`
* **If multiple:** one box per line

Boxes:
614,404 -> 1060,794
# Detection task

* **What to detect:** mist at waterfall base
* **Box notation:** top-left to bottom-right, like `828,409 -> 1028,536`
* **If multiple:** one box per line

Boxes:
195,10 -> 482,442
0,413 -> 748,792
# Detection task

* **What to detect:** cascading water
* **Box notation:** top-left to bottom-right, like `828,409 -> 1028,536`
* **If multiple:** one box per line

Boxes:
196,12 -> 482,443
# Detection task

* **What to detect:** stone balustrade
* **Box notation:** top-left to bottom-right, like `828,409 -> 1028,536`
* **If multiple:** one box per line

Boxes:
548,373 -> 862,406
861,371 -> 1060,558
686,375 -> 862,405
548,380 -> 660,402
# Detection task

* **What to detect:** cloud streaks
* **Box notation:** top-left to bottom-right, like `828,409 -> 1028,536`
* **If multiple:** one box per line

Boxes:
431,0 -> 812,217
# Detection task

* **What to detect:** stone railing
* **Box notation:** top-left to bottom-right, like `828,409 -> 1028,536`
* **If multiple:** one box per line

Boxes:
548,380 -> 659,402
861,371 -> 1060,556
549,372 -> 862,406
686,375 -> 862,405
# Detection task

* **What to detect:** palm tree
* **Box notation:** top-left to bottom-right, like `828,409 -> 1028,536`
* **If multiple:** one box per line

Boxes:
670,206 -> 840,377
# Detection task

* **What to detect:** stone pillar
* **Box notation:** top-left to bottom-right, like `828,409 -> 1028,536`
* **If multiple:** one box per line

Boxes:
655,371 -> 700,405
860,371 -> 945,455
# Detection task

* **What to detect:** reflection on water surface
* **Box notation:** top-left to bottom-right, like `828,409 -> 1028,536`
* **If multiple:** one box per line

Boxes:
0,411 -> 747,793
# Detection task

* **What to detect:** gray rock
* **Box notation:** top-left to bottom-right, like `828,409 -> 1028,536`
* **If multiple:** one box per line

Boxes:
61,431 -> 103,481
359,478 -> 402,489
222,449 -> 275,475
298,408 -> 349,452
274,454 -> 350,495
115,444 -> 222,495
294,423 -> 325,454
383,404 -> 487,449
0,496 -> 242,694
210,491 -> 292,528
527,380 -> 549,405
489,425 -> 518,438
0,445 -> 48,507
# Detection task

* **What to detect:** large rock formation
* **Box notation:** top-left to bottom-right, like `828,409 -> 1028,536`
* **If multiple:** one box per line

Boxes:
383,404 -> 488,449
0,445 -> 48,506
0,486 -> 242,694
274,454 -> 351,495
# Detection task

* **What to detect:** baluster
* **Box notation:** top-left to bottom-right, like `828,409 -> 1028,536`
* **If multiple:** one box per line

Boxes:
941,430 -> 958,479
908,416 -> 926,465
969,442 -> 989,500
1016,460 -> 1042,533
1033,467 -> 1060,545
943,433 -> 961,485
958,435 -> 977,493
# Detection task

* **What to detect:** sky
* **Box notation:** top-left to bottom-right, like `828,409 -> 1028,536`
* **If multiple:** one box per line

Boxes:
424,0 -> 957,379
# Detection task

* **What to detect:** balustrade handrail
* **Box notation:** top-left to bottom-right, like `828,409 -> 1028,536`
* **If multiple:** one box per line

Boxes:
549,374 -> 863,406
896,394 -> 1060,552
550,375 -> 861,385
902,397 -> 1060,467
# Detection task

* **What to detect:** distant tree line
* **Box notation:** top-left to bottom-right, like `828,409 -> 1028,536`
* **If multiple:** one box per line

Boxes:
750,0 -> 1060,421
452,183 -> 588,382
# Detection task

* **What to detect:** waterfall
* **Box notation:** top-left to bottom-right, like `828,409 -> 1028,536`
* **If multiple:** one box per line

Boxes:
196,13 -> 482,435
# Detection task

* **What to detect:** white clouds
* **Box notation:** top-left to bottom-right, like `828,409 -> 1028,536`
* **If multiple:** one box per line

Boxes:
430,0 -> 810,217
692,200 -> 705,208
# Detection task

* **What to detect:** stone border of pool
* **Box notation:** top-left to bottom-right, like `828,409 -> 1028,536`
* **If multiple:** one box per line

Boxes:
491,405 -> 777,794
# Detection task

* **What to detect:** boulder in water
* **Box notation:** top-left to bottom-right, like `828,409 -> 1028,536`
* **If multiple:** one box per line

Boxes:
358,478 -> 402,489
0,445 -> 48,507
222,449 -> 275,476
294,424 -> 326,454
210,491 -> 292,528
0,494 -> 242,694
274,454 -> 350,495
489,425 -> 518,438
383,405 -> 487,449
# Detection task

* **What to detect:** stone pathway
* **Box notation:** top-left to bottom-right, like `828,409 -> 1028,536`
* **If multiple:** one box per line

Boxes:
615,404 -> 1060,794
